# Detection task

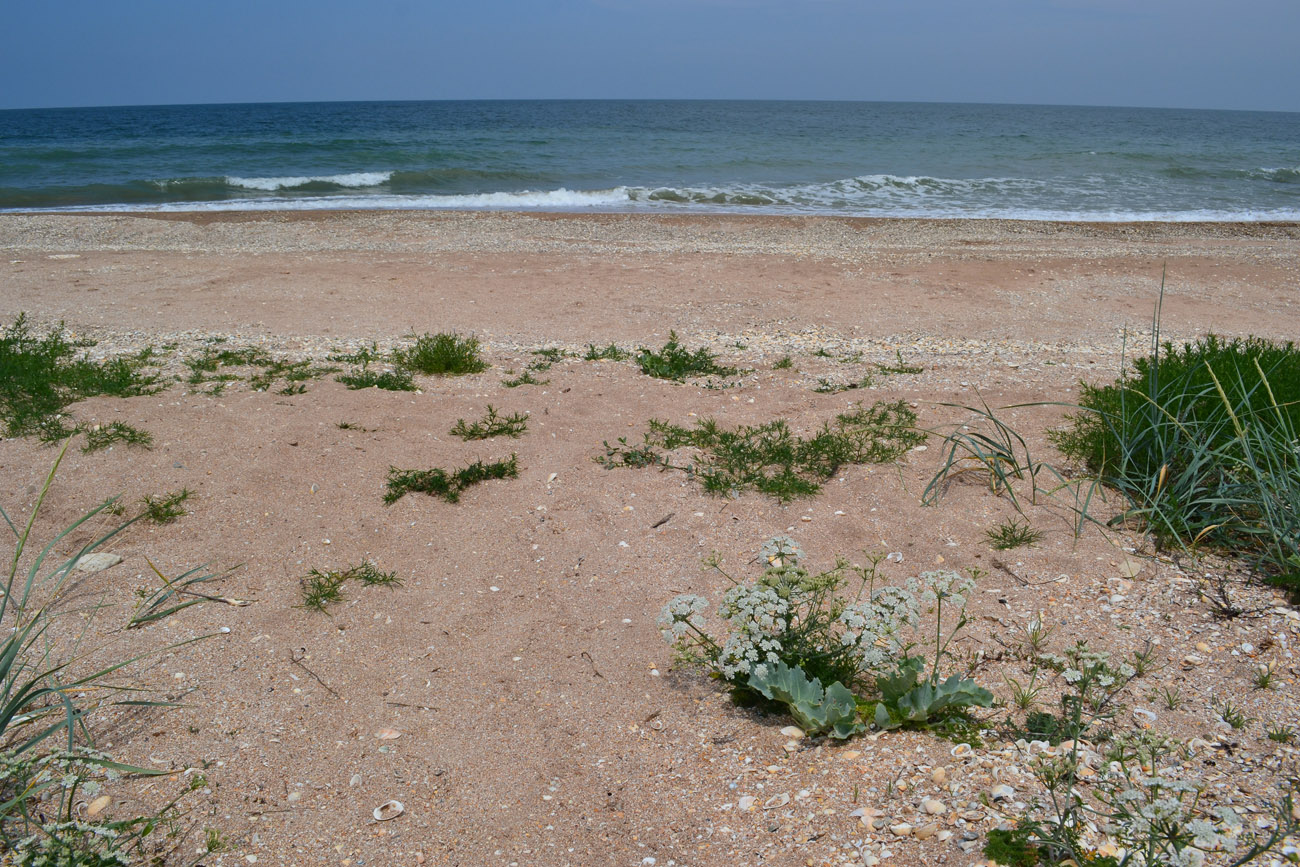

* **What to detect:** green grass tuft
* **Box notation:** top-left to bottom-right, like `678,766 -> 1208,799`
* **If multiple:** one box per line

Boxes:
298,560 -> 401,612
985,517 -> 1043,550
337,367 -> 416,391
384,455 -> 519,505
1051,329 -> 1300,587
502,370 -> 549,388
393,332 -> 488,376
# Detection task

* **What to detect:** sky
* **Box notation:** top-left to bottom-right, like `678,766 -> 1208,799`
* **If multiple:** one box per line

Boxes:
4,0 -> 1299,112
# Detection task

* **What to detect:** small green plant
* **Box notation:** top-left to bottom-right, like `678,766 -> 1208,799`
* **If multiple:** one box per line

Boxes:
877,351 -> 924,376
532,347 -> 571,363
599,401 -> 924,502
1267,723 -> 1295,743
1016,615 -> 1057,659
1216,698 -> 1252,730
983,826 -> 1040,867
501,370 -> 548,388
384,456 -> 519,505
1005,669 -> 1046,711
659,540 -> 991,735
1251,661 -> 1275,690
248,358 -> 339,393
140,488 -> 192,524
1151,683 -> 1184,711
772,355 -> 794,370
985,517 -> 1043,550
204,827 -> 231,853
329,342 -> 383,366
81,421 -> 153,453
813,375 -> 873,394
634,331 -> 738,381
583,342 -> 630,362
336,421 -> 373,431
393,332 -> 488,376
451,405 -> 529,440
299,569 -> 347,612
298,560 -> 400,613
336,367 -> 416,391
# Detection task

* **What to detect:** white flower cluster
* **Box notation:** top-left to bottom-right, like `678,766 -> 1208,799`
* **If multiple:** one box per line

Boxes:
716,583 -> 790,679
906,569 -> 975,606
657,593 -> 709,642
838,585 -> 920,671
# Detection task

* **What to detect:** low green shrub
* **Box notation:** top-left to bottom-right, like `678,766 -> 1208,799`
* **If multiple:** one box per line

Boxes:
0,314 -> 161,439
384,455 -> 518,505
450,405 -> 528,441
599,401 -> 923,502
635,331 -> 738,381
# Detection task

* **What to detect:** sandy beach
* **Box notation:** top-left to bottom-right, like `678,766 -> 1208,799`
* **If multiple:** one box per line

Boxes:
2,211 -> 1299,867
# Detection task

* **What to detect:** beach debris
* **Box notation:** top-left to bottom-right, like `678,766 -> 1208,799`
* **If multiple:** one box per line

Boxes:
762,793 -> 790,809
950,743 -> 973,758
374,727 -> 402,740
86,795 -> 111,817
738,796 -> 757,811
75,553 -> 122,573
990,784 -> 1015,801
373,800 -> 404,821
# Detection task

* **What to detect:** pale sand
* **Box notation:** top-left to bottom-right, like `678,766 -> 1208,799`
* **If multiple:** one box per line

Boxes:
2,212 -> 1298,866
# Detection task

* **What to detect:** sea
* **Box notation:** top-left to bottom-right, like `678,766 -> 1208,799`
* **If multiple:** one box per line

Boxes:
1,100 -> 1298,221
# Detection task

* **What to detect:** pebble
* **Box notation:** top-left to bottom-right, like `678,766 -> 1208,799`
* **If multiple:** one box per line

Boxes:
914,823 -> 940,840
931,767 -> 947,785
921,798 -> 947,815
779,725 -> 805,739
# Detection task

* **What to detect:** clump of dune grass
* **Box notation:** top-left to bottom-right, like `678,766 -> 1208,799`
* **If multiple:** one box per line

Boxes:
1052,320 -> 1300,588
298,561 -> 401,613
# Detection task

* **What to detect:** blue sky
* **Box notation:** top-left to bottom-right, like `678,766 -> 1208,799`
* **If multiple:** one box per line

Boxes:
4,0 -> 1298,111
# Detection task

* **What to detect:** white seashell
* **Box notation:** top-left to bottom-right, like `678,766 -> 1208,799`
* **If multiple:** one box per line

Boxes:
990,785 -> 1015,801
762,793 -> 790,809
373,800 -> 404,821
889,823 -> 914,837
1132,707 -> 1157,724
779,725 -> 805,739
738,796 -> 757,811
375,728 -> 402,740
950,743 -> 973,758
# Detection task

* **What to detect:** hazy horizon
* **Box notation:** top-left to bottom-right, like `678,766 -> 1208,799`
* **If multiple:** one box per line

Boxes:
5,1 -> 1299,113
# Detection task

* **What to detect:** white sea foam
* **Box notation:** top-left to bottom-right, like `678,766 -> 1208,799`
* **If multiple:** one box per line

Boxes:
225,172 -> 394,190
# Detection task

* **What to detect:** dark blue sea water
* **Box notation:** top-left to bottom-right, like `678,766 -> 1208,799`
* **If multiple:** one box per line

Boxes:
2,100 -> 1298,220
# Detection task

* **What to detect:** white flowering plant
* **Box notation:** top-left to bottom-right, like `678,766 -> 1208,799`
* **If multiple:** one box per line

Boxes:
658,538 -> 992,735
